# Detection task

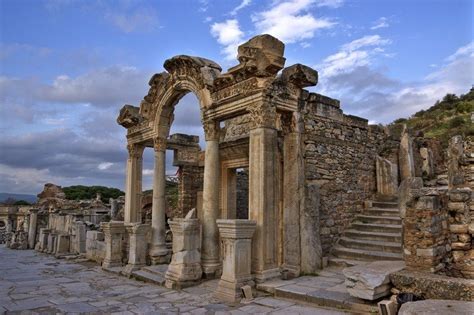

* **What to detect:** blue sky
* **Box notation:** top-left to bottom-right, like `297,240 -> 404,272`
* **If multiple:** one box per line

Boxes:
0,0 -> 472,194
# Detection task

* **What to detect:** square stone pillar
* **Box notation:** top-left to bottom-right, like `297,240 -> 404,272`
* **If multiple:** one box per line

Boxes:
101,221 -> 125,269
72,221 -> 86,254
55,234 -> 70,257
215,219 -> 257,303
165,209 -> 202,289
124,144 -> 144,223
37,228 -> 50,252
47,232 -> 57,254
123,223 -> 150,275
249,125 -> 280,282
28,209 -> 39,249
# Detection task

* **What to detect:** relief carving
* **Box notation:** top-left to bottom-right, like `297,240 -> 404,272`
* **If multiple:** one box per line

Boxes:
248,102 -> 277,129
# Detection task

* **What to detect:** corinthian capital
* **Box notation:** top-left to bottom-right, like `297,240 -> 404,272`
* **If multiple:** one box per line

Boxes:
248,102 -> 277,129
127,143 -> 145,158
203,120 -> 220,141
153,136 -> 167,152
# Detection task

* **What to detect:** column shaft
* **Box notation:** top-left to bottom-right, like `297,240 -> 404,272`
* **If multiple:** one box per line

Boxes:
150,138 -> 170,264
201,129 -> 221,277
124,144 -> 144,223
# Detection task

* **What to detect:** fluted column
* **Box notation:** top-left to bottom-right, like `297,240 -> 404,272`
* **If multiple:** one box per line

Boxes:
150,136 -> 170,264
124,143 -> 145,223
201,119 -> 221,277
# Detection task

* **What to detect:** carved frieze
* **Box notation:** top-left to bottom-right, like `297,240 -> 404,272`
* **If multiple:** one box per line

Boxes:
211,77 -> 259,102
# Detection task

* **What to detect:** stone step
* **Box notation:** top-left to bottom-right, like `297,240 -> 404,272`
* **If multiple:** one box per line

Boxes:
371,201 -> 398,209
351,223 -> 402,233
365,208 -> 400,217
333,245 -> 403,261
344,229 -> 402,243
339,237 -> 402,254
131,270 -> 166,286
141,265 -> 168,277
327,257 -> 369,268
355,215 -> 402,225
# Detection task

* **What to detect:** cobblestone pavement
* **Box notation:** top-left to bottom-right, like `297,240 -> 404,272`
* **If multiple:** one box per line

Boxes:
0,246 -> 348,314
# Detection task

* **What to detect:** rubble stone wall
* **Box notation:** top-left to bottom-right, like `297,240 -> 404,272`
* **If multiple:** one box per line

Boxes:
302,94 -> 393,255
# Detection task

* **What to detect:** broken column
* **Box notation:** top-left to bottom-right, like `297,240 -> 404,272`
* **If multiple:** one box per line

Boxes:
448,135 -> 464,188
376,155 -> 398,197
27,208 -> 39,249
399,125 -> 415,181
123,223 -> 150,275
101,221 -> 125,269
165,209 -> 202,289
215,219 -> 257,303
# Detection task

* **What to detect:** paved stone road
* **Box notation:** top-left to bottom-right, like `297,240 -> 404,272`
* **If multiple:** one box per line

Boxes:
0,246 -> 348,314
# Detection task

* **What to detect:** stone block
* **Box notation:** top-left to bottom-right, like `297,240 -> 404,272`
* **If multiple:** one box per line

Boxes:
449,188 -> 471,202
449,224 -> 468,234
451,242 -> 471,250
399,299 -> 474,315
378,300 -> 397,315
447,202 -> 466,212
343,261 -> 405,300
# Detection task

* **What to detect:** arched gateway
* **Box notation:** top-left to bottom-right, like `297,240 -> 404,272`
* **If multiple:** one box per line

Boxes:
117,34 -> 319,281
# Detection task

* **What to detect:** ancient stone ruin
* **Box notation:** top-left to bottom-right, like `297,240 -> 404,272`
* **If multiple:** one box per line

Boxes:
3,34 -> 472,308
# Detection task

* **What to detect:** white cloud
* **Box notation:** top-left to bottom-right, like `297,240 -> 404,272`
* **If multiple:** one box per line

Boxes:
143,169 -> 154,176
370,17 -> 389,30
231,0 -> 252,15
0,43 -> 52,60
210,19 -> 244,60
316,41 -> 474,124
318,35 -> 391,77
252,0 -> 336,44
315,0 -> 344,8
98,162 -> 114,170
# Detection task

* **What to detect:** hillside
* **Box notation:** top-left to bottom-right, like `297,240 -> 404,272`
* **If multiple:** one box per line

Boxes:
389,87 -> 474,146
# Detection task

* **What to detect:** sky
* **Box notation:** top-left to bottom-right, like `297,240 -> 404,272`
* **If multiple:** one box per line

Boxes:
0,0 -> 473,195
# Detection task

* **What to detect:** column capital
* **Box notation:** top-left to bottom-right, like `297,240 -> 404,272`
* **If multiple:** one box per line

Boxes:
203,119 -> 220,141
127,143 -> 145,158
153,136 -> 167,152
248,102 -> 277,129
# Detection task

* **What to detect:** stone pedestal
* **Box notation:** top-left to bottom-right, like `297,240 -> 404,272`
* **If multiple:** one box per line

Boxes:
215,219 -> 256,303
47,232 -> 57,254
28,209 -> 39,249
165,210 -> 202,289
123,223 -> 150,275
101,221 -> 125,269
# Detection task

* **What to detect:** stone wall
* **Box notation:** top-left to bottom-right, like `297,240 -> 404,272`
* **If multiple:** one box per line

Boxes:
177,165 -> 204,218
302,93 -> 394,255
236,169 -> 249,219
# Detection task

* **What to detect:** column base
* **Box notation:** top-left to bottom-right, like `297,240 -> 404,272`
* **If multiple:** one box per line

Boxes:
202,260 -> 222,279
254,268 -> 280,283
122,263 -> 144,276
215,277 -> 254,303
149,246 -> 171,264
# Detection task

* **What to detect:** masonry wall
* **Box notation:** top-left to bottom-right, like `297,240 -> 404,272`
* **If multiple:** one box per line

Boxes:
302,93 -> 394,255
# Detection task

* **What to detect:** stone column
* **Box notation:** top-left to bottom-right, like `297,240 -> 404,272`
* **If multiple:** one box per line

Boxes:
124,143 -> 145,223
150,136 -> 170,264
248,103 -> 280,282
215,219 -> 256,303
28,208 -> 39,249
123,223 -> 150,275
101,221 -> 125,269
165,209 -> 202,289
201,120 -> 221,277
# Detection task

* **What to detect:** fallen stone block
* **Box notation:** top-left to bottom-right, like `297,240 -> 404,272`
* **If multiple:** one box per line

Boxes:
399,299 -> 474,315
343,260 -> 405,300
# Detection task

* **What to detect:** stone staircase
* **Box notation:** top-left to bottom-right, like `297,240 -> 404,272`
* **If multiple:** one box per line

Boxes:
330,200 -> 403,266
